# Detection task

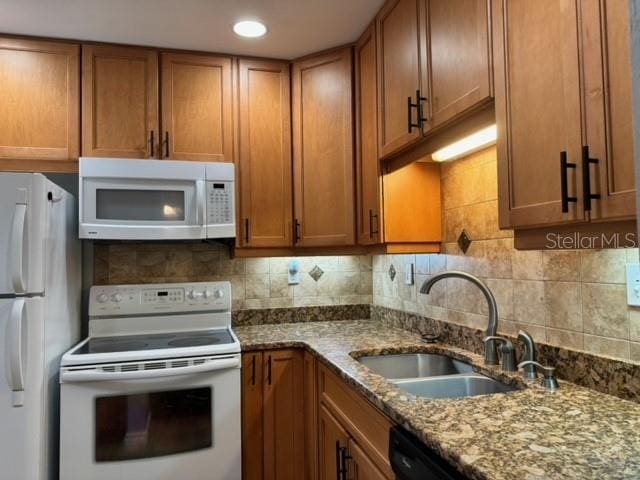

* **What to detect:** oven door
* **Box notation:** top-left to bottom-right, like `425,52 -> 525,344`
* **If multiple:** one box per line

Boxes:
80,177 -> 206,240
60,355 -> 241,480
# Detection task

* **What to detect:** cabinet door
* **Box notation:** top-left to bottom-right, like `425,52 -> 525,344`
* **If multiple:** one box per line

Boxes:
348,438 -> 390,480
263,350 -> 305,480
494,0 -> 585,228
82,45 -> 159,159
292,48 -> 355,247
242,352 -> 264,480
426,0 -> 492,128
0,38 -> 79,172
303,352 -> 319,480
161,53 -> 233,162
238,59 -> 292,247
376,0 -> 424,158
356,24 -> 383,246
318,405 -> 350,480
581,0 -> 636,220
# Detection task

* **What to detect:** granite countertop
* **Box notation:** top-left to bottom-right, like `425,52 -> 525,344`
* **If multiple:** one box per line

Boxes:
234,319 -> 640,480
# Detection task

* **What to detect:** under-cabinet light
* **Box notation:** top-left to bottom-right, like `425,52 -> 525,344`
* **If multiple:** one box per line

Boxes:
431,124 -> 497,162
233,20 -> 267,38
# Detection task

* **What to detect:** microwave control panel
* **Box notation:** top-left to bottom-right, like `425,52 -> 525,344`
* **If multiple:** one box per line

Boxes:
206,181 -> 234,225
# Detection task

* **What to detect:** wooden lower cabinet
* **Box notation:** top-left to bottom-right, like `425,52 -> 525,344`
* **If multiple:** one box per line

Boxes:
242,351 -> 394,480
242,350 -> 305,480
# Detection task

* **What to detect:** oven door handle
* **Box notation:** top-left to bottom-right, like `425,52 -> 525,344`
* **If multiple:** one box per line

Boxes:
60,357 -> 239,383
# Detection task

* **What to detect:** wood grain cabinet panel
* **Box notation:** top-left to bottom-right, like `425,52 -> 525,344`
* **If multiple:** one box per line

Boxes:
581,0 -> 636,221
426,0 -> 492,128
494,0 -> 586,229
376,0 -> 425,158
0,38 -> 79,172
238,59 -> 292,247
292,47 -> 355,247
161,52 -> 234,162
82,45 -> 159,158
355,24 -> 383,246
242,350 -> 305,480
348,438 -> 389,480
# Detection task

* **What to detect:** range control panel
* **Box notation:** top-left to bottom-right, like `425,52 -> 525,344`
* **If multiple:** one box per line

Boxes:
89,282 -> 231,317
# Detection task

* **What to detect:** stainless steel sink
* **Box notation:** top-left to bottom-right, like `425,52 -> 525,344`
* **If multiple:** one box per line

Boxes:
394,374 -> 517,399
357,353 -> 474,379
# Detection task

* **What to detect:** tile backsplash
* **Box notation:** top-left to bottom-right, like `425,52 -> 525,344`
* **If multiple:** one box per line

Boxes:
93,146 -> 640,364
94,243 -> 372,310
372,147 -> 640,363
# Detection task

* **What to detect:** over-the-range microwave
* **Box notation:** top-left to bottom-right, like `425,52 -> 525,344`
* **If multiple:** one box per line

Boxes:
79,157 -> 235,240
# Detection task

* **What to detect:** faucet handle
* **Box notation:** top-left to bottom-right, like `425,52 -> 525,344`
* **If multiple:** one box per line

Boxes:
517,361 -> 559,391
483,336 -> 516,372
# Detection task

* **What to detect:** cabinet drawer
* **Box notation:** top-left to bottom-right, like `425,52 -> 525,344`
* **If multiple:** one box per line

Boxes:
318,363 -> 394,477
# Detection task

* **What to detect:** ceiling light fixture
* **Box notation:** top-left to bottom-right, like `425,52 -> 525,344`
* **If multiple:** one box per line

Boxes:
431,124 -> 497,162
233,20 -> 267,38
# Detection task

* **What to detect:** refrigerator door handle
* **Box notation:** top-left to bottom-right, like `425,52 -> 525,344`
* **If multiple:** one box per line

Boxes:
10,202 -> 27,294
5,298 -> 26,407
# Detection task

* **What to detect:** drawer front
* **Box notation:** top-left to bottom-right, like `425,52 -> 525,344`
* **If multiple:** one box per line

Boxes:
318,364 -> 394,478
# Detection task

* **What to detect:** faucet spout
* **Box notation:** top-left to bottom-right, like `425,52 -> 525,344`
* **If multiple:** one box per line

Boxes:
420,270 -> 499,365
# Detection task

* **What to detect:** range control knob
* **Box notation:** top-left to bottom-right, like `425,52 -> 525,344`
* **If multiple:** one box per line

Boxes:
187,290 -> 203,300
111,293 -> 123,303
213,289 -> 224,299
97,293 -> 108,303
203,290 -> 213,299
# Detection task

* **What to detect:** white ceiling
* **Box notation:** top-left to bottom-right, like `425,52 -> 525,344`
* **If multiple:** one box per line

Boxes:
0,0 -> 385,59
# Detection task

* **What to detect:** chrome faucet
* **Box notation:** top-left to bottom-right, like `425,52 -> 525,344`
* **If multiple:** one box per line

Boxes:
420,271 -> 499,365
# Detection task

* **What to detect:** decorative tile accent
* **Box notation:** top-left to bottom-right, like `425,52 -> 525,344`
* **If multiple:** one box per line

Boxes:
309,265 -> 324,282
457,229 -> 472,254
388,264 -> 396,281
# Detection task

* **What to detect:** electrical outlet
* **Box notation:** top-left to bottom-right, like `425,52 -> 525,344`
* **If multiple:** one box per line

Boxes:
405,262 -> 414,285
626,263 -> 640,306
288,259 -> 301,285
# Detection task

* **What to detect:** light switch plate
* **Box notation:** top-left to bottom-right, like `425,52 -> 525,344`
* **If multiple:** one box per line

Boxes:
626,263 -> 640,306
288,259 -> 300,285
405,263 -> 414,285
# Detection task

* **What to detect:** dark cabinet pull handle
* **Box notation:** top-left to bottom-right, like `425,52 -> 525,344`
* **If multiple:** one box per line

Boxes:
417,89 -> 428,127
335,441 -> 352,480
581,145 -> 601,211
149,130 -> 155,158
407,95 -> 420,133
560,151 -> 577,213
372,212 -> 379,236
369,210 -> 379,238
294,219 -> 301,244
244,218 -> 250,244
163,131 -> 170,158
251,355 -> 256,385
267,355 -> 272,385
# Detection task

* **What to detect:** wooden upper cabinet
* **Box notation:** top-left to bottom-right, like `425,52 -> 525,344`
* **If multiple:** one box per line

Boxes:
581,0 -> 636,221
262,350 -> 305,480
494,0 -> 585,229
161,52 -> 234,162
426,0 -> 492,128
292,48 -> 355,247
376,0 -> 425,158
238,59 -> 292,248
355,24 -> 383,246
0,38 -> 79,172
82,45 -> 159,159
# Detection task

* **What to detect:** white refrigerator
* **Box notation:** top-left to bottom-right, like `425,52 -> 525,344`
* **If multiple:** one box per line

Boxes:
0,173 -> 81,480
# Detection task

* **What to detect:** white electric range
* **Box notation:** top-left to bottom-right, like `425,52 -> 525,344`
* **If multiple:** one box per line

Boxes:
59,282 -> 241,480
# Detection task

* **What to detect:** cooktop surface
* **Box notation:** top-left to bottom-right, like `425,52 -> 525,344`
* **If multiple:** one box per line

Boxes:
75,329 -> 236,355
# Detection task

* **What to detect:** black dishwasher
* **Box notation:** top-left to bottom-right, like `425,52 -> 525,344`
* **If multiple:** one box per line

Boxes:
389,426 -> 468,480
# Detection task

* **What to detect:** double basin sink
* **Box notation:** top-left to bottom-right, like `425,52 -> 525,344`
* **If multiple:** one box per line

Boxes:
357,353 -> 517,400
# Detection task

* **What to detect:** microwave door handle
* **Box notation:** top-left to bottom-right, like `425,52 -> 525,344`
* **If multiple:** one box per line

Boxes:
196,180 -> 206,226
10,202 -> 27,294
60,356 -> 240,383
6,298 -> 26,406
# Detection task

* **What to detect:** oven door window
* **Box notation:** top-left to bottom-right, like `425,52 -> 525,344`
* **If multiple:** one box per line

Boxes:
95,387 -> 212,462
96,189 -> 185,222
